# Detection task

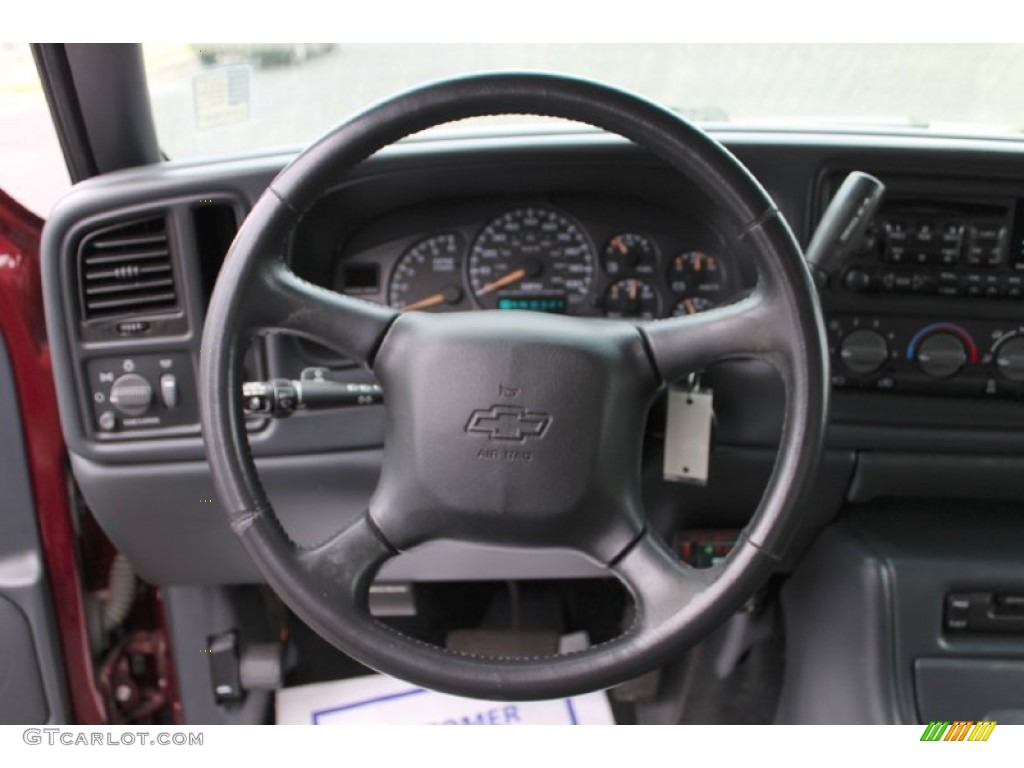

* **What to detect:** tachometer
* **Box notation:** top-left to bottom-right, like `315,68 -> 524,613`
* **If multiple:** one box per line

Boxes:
388,233 -> 466,312
468,207 -> 594,311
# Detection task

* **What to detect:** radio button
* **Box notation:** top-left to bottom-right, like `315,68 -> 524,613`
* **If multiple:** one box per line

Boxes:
884,220 -> 908,242
910,273 -> 935,293
938,246 -> 961,264
893,274 -> 914,291
843,268 -> 872,292
886,245 -> 907,263
940,223 -> 964,243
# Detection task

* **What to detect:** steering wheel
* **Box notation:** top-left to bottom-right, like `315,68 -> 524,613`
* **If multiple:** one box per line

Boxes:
199,72 -> 828,701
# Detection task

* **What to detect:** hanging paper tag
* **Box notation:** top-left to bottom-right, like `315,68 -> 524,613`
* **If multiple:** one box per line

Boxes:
662,386 -> 713,485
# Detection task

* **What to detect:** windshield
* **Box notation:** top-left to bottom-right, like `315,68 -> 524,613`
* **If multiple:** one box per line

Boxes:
145,43 -> 1024,159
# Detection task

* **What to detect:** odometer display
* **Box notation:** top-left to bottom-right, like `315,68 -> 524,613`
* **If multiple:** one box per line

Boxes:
496,294 -> 568,313
468,207 -> 594,310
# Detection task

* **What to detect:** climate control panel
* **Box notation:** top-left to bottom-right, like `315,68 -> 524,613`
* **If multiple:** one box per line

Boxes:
829,315 -> 1024,398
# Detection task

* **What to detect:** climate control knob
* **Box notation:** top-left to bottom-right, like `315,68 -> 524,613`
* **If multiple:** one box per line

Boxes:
995,337 -> 1024,383
839,329 -> 889,374
916,333 -> 968,379
109,373 -> 153,416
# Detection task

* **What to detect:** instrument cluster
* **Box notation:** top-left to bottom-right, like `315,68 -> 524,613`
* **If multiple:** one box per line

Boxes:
334,203 -> 740,319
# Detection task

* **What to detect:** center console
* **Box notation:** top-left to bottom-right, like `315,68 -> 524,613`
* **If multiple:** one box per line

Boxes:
821,172 -> 1024,402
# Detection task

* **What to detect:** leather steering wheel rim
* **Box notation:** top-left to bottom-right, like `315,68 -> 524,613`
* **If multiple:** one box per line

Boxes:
199,72 -> 829,701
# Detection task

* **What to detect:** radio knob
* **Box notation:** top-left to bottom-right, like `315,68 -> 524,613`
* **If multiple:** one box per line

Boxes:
916,333 -> 967,379
109,373 -> 153,416
839,329 -> 889,374
842,268 -> 872,293
995,337 -> 1024,383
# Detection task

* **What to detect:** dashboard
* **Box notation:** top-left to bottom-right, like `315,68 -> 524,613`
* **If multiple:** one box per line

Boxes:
37,129 -> 1024,591
330,198 -> 743,319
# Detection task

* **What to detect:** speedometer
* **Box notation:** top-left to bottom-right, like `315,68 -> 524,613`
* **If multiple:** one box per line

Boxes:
468,207 -> 594,311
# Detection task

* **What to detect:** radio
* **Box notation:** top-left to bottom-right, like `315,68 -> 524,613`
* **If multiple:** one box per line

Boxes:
836,199 -> 1024,300
813,178 -> 1024,399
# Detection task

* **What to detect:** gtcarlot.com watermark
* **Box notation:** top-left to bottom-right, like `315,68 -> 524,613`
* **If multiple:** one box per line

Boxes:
23,728 -> 203,747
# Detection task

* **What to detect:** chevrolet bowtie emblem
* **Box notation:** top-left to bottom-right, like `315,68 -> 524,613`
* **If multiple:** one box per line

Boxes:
466,405 -> 551,442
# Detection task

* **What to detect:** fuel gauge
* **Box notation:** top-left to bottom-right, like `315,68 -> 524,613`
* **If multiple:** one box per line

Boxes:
603,278 -> 660,319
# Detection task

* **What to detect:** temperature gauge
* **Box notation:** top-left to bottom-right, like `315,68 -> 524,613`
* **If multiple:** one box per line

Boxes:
603,278 -> 660,319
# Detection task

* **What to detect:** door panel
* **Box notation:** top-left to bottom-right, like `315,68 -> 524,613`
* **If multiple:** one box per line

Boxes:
0,188 -> 80,723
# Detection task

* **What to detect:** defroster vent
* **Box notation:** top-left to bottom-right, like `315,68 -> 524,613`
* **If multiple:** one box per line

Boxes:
78,216 -> 179,321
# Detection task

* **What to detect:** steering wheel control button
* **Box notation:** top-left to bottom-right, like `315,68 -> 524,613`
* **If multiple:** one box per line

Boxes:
109,373 -> 153,416
159,374 -> 179,409
839,329 -> 889,375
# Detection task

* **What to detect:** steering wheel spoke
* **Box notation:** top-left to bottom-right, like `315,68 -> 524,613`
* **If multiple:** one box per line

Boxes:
640,289 -> 781,384
292,513 -> 395,613
611,530 -> 713,629
244,259 -> 398,366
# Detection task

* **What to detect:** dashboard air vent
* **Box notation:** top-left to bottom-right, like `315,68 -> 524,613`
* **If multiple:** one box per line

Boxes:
78,216 -> 178,321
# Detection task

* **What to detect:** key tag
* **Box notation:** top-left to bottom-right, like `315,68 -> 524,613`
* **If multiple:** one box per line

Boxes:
662,374 -> 713,485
